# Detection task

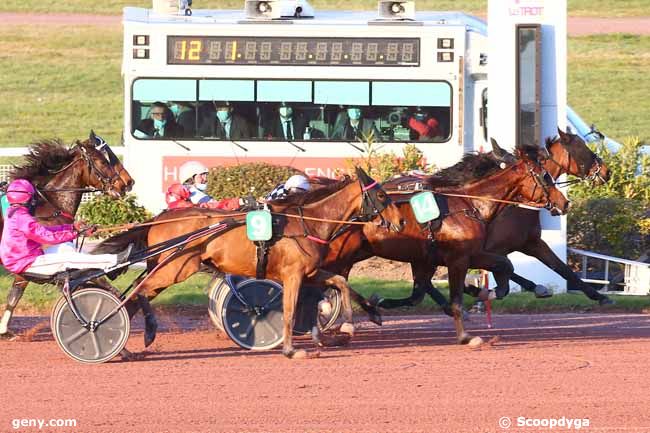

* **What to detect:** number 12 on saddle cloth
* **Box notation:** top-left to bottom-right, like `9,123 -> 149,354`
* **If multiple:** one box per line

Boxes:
410,192 -> 441,223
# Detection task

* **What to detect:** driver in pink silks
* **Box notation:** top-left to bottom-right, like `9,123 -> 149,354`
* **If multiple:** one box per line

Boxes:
0,179 -> 130,276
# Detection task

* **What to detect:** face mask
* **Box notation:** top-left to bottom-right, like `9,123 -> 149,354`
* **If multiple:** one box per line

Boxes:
195,183 -> 208,191
216,110 -> 231,122
279,107 -> 293,118
153,119 -> 166,130
169,104 -> 180,117
347,108 -> 362,121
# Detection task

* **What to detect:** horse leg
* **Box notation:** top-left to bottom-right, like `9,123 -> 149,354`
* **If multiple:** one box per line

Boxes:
281,274 -> 311,359
520,239 -> 612,304
447,260 -> 482,346
309,269 -> 355,337
0,277 -> 28,339
469,252 -> 514,299
336,265 -> 383,326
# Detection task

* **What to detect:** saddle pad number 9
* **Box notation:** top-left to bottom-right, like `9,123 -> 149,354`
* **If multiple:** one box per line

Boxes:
246,210 -> 272,241
410,192 -> 440,223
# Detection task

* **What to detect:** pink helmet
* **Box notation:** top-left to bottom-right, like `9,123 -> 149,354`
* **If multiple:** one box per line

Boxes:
6,179 -> 35,205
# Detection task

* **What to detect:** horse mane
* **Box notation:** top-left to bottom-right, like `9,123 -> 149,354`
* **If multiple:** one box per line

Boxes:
408,144 -> 541,188
269,175 -> 354,207
10,138 -> 78,180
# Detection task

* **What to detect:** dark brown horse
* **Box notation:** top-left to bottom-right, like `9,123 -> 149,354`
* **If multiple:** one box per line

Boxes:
0,132 -> 135,339
319,145 -> 570,345
368,129 -> 612,317
94,168 -> 404,358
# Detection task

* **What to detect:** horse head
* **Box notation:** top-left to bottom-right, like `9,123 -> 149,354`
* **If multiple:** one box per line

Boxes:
73,133 -> 130,199
355,167 -> 404,232
79,131 -> 135,197
546,128 -> 610,185
514,146 -> 571,216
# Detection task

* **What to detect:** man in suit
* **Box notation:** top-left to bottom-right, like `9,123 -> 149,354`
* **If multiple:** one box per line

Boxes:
262,102 -> 309,140
331,106 -> 381,141
134,101 -> 184,139
197,101 -> 253,140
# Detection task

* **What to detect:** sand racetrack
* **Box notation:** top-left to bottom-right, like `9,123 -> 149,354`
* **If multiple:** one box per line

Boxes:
2,311 -> 650,433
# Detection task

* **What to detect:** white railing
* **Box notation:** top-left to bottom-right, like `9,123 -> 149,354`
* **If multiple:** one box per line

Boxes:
568,248 -> 650,296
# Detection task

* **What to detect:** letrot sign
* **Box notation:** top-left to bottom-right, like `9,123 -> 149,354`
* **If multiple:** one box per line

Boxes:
488,0 -> 568,292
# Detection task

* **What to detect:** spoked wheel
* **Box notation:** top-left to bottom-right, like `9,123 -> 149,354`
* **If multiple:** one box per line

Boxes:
221,279 -> 284,351
50,288 -> 130,364
207,275 -> 229,331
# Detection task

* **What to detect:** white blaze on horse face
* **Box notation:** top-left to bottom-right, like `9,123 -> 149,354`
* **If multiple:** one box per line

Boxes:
0,310 -> 11,334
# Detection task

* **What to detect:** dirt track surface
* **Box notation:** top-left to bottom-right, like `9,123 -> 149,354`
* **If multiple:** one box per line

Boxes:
2,311 -> 650,433
1,13 -> 650,35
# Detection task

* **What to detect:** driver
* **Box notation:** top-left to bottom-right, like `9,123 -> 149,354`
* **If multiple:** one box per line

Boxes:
168,162 -> 256,211
0,179 -> 131,276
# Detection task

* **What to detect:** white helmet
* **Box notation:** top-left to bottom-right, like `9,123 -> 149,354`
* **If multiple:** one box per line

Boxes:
179,161 -> 209,184
285,174 -> 310,192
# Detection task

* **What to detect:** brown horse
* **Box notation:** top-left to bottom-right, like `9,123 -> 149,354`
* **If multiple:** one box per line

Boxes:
319,145 -> 570,345
94,167 -> 404,358
0,132 -> 134,339
369,129 -> 612,317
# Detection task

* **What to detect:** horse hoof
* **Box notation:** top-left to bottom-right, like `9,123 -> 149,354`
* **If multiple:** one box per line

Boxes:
144,315 -> 158,348
599,297 -> 615,306
120,349 -> 146,362
442,305 -> 454,317
534,285 -> 553,298
284,349 -> 312,359
339,322 -> 355,336
368,310 -> 383,326
478,288 -> 490,301
0,331 -> 17,341
468,336 -> 484,348
495,287 -> 510,300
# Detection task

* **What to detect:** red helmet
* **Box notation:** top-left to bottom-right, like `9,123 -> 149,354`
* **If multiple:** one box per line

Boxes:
6,179 -> 35,205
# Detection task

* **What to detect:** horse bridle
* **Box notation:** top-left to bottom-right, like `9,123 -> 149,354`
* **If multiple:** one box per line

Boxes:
523,159 -> 560,212
542,136 -> 606,186
33,142 -> 123,220
358,179 -> 401,232
40,143 -> 121,194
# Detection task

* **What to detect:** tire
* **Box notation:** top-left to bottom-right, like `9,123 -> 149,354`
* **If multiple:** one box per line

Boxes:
221,279 -> 284,351
51,288 -> 130,364
207,275 -> 228,330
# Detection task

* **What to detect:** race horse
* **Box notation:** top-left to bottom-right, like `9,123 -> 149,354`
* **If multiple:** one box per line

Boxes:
368,128 -> 612,318
0,132 -> 135,339
318,144 -> 570,345
94,167 -> 404,359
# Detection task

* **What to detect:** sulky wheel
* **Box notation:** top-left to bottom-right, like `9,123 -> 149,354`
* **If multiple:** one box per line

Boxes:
221,279 -> 284,351
207,274 -> 229,331
294,286 -> 342,335
50,288 -> 130,364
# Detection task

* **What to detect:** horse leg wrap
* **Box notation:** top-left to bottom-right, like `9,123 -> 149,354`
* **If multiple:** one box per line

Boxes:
138,295 -> 158,347
340,322 -> 355,336
0,283 -> 27,335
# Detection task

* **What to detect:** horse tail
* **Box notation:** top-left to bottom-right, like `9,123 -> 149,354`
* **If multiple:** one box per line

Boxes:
92,225 -> 150,255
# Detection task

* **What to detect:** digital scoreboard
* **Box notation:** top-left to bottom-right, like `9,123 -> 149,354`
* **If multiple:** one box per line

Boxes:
167,36 -> 420,66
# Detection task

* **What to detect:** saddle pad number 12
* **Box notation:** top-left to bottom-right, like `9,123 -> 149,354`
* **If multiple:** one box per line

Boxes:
410,192 -> 440,223
246,210 -> 272,241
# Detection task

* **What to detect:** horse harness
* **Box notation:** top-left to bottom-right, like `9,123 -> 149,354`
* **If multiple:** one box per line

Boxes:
253,179 -> 394,279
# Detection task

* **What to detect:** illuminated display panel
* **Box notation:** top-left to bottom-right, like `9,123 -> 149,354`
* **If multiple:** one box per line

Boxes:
167,36 -> 420,66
